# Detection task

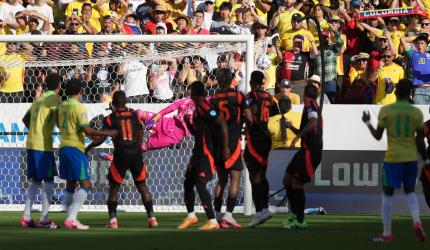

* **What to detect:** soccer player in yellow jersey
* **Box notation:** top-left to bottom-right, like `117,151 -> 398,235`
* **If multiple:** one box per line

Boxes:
362,79 -> 427,242
20,74 -> 62,229
58,79 -> 116,230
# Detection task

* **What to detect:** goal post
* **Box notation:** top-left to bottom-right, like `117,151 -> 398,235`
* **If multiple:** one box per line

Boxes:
0,34 -> 254,215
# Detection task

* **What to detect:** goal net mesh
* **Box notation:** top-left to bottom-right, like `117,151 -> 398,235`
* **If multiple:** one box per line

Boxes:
0,38 -> 250,213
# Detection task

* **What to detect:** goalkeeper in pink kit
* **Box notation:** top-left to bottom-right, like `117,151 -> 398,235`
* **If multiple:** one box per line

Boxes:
136,98 -> 196,152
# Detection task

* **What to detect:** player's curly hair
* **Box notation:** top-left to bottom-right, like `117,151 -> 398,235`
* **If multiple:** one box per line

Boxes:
112,90 -> 127,108
65,79 -> 82,96
305,84 -> 318,99
216,68 -> 234,89
46,73 -> 62,91
395,78 -> 412,100
189,81 -> 206,97
250,70 -> 264,89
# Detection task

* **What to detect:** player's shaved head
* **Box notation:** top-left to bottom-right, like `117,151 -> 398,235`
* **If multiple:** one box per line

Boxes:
112,90 -> 127,108
189,81 -> 206,98
216,68 -> 234,89
250,70 -> 264,89
46,73 -> 62,91
395,78 -> 412,99
65,79 -> 82,96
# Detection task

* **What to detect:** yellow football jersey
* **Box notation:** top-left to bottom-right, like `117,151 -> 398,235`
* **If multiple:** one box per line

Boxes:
26,91 -> 60,151
374,63 -> 404,105
378,100 -> 423,163
58,98 -> 89,152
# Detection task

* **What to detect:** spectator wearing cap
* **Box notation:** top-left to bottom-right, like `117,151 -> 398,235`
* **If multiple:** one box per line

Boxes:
281,13 -> 314,52
313,21 -> 343,103
348,52 -> 370,85
280,34 -> 317,98
144,6 -> 173,34
274,79 -> 300,104
210,1 -> 234,34
365,16 -> 404,53
0,42 -> 26,103
370,49 -> 404,104
0,0 -> 25,34
188,10 -> 210,35
25,0 -> 54,33
400,33 -> 430,104
307,74 -> 331,104
54,20 -> 67,34
270,0 -> 305,35
155,22 -> 167,34
206,54 -> 229,95
339,0 -> 364,57
368,32 -> 396,73
421,18 -> 430,34
174,14 -> 191,34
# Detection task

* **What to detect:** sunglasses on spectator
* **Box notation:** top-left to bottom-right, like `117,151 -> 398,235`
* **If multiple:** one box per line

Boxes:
70,23 -> 80,26
421,22 -> 430,27
389,20 -> 399,24
381,55 -> 392,59
357,59 -> 367,62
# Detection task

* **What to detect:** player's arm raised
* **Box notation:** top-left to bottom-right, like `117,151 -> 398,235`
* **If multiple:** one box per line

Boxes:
362,110 -> 384,140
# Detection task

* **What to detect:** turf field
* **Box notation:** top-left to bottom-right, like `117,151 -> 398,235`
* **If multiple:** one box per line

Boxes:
0,212 -> 429,250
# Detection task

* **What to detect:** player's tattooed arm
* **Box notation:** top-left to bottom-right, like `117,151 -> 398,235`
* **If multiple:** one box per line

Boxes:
215,117 -> 231,160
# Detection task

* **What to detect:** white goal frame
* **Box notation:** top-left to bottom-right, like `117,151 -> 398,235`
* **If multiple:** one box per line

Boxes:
0,35 -> 254,215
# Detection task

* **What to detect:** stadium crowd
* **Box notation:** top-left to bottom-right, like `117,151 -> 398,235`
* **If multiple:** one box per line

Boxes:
0,0 -> 430,104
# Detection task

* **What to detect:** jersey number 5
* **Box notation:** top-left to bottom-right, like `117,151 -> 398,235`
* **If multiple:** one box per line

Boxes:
218,100 -> 231,121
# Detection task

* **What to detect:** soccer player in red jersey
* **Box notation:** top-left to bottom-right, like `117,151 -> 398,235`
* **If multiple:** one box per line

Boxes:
244,71 -> 274,227
283,84 -> 322,230
210,68 -> 253,228
177,81 -> 230,230
86,91 -> 157,229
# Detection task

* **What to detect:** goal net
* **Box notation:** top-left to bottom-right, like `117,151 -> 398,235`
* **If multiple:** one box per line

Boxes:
0,35 -> 254,214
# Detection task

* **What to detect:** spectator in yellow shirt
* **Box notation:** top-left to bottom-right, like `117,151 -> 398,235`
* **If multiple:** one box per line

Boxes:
270,0 -> 305,35
281,13 -> 314,52
370,50 -> 404,104
268,96 -> 301,149
274,79 -> 301,104
348,52 -> 370,85
0,42 -> 26,103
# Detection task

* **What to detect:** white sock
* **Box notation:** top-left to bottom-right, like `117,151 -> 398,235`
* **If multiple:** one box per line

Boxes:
224,212 -> 233,219
406,192 -> 421,224
382,194 -> 393,236
187,212 -> 196,218
40,182 -> 54,222
209,218 -> 218,224
67,188 -> 88,221
63,188 -> 75,211
23,181 -> 40,220
110,217 -> 117,223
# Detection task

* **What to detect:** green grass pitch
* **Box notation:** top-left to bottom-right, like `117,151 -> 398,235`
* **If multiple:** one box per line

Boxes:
0,212 -> 429,250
